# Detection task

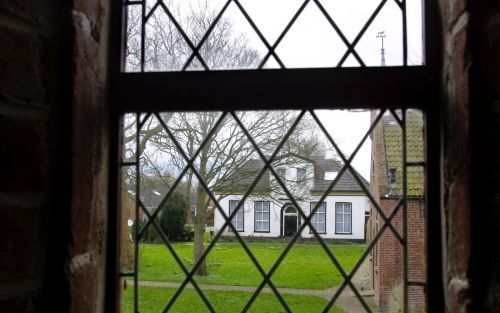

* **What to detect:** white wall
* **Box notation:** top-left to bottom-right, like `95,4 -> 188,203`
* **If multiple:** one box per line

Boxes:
214,194 -> 369,240
301,195 -> 369,240
214,195 -> 282,237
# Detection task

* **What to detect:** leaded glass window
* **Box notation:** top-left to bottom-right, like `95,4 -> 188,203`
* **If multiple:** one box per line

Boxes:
112,0 -> 442,312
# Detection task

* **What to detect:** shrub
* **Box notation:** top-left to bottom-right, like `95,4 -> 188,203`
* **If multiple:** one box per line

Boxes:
159,192 -> 189,242
131,218 -> 161,243
179,225 -> 194,242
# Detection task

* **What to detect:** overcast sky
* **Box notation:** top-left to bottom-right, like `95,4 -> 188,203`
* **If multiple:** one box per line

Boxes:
228,0 -> 421,180
225,0 -> 422,180
135,0 -> 424,181
172,0 -> 423,67
314,109 -> 372,181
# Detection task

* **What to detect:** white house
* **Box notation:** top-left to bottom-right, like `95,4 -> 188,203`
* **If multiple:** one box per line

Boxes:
214,153 -> 370,241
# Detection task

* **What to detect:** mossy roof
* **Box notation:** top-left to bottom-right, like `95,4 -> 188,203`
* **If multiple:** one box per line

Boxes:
383,110 -> 424,197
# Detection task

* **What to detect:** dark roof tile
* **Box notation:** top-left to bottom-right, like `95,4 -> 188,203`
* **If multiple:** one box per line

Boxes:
216,156 -> 369,194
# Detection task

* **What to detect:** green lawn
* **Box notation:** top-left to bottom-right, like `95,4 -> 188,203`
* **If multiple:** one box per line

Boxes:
136,242 -> 365,290
121,286 -> 345,313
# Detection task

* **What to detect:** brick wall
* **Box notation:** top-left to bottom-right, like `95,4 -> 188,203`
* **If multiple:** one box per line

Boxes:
0,1 -> 72,311
372,198 -> 426,310
440,0 -> 500,312
465,1 -> 500,312
0,0 -> 109,312
369,110 -> 388,202
440,0 -> 472,311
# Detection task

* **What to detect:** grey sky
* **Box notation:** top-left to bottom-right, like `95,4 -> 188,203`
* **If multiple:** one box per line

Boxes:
133,0 -> 425,181
192,0 -> 423,67
222,0 -> 423,180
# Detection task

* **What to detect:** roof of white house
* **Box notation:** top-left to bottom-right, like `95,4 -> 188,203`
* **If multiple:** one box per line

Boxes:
215,153 -> 369,194
311,156 -> 369,193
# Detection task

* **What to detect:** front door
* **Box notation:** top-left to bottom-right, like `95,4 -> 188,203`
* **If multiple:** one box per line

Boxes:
283,205 -> 299,237
284,215 -> 298,237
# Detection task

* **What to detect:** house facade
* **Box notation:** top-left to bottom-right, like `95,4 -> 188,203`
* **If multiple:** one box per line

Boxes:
214,153 -> 370,240
368,110 -> 426,309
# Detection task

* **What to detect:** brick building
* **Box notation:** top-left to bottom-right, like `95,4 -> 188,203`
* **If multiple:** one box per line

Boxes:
369,110 -> 426,309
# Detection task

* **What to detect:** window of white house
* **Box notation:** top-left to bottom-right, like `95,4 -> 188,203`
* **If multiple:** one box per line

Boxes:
254,201 -> 270,232
296,167 -> 306,182
335,202 -> 352,234
310,202 -> 326,234
324,171 -> 338,180
229,200 -> 244,231
276,168 -> 286,180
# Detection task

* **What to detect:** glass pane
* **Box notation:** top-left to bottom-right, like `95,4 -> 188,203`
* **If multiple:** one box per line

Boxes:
122,113 -> 137,162
407,0 -> 424,65
255,201 -> 262,211
320,0 -> 383,43
317,222 -> 325,233
198,1 -> 267,70
275,1 -> 346,68
144,6 -> 191,71
124,0 -> 424,71
125,5 -> 142,72
355,0 -> 403,66
120,166 -> 136,273
238,0 -> 304,45
121,109 -> 427,312
345,217 -> 352,233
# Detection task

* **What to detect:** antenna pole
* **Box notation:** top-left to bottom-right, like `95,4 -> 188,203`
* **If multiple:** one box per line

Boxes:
377,31 -> 386,66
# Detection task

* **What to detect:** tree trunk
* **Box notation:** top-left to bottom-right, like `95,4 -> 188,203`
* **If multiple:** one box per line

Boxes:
193,185 -> 207,276
193,117 -> 210,276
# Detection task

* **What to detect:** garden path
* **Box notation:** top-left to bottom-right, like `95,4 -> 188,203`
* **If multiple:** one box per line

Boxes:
131,257 -> 375,311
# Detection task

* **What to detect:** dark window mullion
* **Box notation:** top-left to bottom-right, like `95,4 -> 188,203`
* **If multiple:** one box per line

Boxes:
112,67 -> 436,113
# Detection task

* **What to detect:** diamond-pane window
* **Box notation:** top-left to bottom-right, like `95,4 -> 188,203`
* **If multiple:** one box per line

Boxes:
118,108 -> 429,312
123,0 -> 424,71
113,0 -> 441,312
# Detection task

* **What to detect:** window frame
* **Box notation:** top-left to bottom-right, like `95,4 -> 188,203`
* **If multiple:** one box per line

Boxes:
229,199 -> 244,232
310,202 -> 327,234
334,202 -> 353,235
276,168 -> 286,180
253,201 -> 270,233
296,167 -> 306,182
107,0 -> 444,312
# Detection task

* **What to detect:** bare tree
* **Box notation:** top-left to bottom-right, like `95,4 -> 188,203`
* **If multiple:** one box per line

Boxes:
123,2 -> 323,276
125,0 -> 260,71
138,111 -> 320,275
124,113 -> 322,277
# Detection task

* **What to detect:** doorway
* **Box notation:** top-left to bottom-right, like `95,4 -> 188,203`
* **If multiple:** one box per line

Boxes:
282,205 -> 299,237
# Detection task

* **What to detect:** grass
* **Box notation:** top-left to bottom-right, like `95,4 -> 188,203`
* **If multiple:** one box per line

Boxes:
136,242 -> 365,290
121,286 -> 345,313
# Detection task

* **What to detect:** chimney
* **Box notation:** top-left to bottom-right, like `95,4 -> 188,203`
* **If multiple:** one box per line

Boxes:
325,150 -> 335,159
